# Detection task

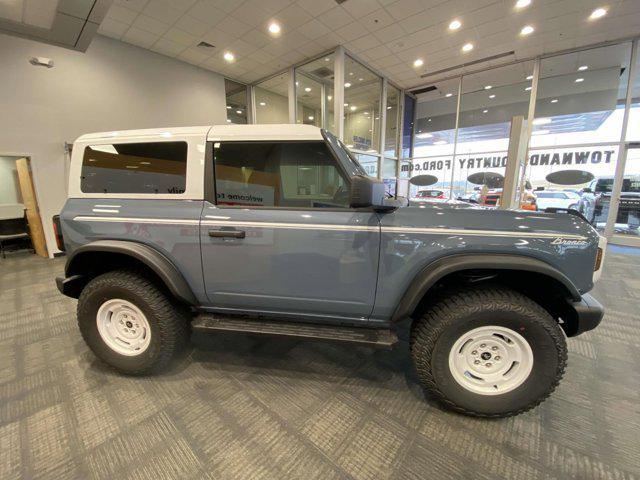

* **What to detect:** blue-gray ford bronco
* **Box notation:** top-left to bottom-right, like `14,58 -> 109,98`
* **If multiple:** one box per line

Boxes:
54,124 -> 606,417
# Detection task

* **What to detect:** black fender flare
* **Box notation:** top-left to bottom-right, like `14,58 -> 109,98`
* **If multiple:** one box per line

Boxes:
390,253 -> 581,322
64,240 -> 197,305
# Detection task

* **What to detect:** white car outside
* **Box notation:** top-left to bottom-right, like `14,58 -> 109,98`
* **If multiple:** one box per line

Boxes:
535,191 -> 581,211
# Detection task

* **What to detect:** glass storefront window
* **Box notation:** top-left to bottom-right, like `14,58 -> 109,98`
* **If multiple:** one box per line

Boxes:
344,56 -> 381,154
526,43 -> 632,231
384,84 -> 401,158
626,43 -> 640,141
225,79 -> 247,124
296,54 -> 335,132
255,72 -> 290,124
355,153 -> 378,177
408,77 -> 459,199
402,94 -> 416,160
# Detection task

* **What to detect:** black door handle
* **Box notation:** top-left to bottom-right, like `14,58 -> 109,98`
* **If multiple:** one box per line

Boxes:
208,229 -> 245,239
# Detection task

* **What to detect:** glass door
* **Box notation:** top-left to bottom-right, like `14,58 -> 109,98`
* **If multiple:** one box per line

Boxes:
605,142 -> 640,246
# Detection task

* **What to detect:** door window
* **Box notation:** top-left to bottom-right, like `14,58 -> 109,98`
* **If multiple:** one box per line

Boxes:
212,141 -> 350,208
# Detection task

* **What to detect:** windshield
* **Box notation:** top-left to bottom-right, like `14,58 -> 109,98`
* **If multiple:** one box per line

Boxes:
596,177 -> 640,193
322,129 -> 368,176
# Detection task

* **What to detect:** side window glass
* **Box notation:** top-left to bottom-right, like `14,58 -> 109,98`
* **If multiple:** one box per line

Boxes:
213,141 -> 350,208
81,142 -> 187,194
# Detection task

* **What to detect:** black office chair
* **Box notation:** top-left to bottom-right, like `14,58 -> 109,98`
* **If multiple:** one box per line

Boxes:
0,211 -> 33,258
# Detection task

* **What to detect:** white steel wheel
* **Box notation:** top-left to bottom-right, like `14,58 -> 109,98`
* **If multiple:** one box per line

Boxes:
448,325 -> 533,396
96,299 -> 151,356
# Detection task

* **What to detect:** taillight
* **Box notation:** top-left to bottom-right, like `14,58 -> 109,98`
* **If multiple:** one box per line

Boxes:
52,215 -> 65,251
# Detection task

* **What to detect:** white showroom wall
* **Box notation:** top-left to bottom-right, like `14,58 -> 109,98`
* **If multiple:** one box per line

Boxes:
0,33 -> 227,256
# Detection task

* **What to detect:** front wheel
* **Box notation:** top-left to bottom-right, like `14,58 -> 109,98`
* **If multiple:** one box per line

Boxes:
410,286 -> 567,417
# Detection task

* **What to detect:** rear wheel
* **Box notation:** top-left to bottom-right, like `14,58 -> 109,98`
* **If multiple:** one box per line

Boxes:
410,286 -> 567,417
77,270 -> 190,375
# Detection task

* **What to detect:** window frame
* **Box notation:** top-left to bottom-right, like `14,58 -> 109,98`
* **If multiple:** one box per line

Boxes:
206,139 -> 362,211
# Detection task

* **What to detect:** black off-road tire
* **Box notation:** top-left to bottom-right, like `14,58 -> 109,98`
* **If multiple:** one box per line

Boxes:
410,286 -> 567,418
77,270 -> 191,375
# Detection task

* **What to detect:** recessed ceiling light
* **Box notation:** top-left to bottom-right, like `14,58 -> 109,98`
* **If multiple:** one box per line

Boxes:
484,85 -> 492,90
416,132 -> 433,139
515,0 -> 531,8
525,86 -> 532,91
489,94 -> 496,99
344,103 -> 349,107
349,72 -> 354,76
533,117 -> 551,125
345,82 -> 351,88
589,7 -> 607,20
387,106 -> 392,110
428,118 -> 432,122
308,115 -> 314,120
223,51 -> 234,62
268,22 -> 281,34
304,87 -> 311,92
462,42 -> 474,52
520,25 -> 534,35
350,105 -> 357,111
575,77 -> 584,83
295,81 -> 299,86
325,57 -> 330,62
226,106 -> 231,109
449,19 -> 462,30
413,58 -> 424,67
259,101 -> 266,106
363,111 -> 370,115
483,109 -> 488,113
236,110 -> 242,114
445,93 -> 453,97
578,65 -> 588,71
550,98 -> 558,103
526,75 -> 533,80
327,95 -> 332,100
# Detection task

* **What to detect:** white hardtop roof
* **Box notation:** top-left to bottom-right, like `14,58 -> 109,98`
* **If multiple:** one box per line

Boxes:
76,124 -> 324,143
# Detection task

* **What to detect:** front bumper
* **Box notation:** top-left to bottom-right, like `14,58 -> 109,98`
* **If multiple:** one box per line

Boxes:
567,293 -> 604,336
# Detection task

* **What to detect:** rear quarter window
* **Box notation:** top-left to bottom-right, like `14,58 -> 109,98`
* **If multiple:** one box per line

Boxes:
81,142 -> 187,194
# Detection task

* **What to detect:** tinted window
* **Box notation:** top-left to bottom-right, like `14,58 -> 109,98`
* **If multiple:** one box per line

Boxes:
81,142 -> 187,194
536,192 -> 568,199
213,141 -> 349,208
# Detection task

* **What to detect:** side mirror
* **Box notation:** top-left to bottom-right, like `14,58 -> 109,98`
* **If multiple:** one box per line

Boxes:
350,175 -> 396,211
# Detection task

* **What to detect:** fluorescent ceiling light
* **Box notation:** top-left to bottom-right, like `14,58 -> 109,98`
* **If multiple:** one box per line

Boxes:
550,98 -> 558,103
226,106 -> 231,109
350,105 -> 357,111
575,77 -> 584,83
526,75 -> 533,80
482,109 -> 488,113
236,110 -> 242,114
416,133 -> 433,139
413,58 -> 424,67
515,0 -> 531,8
327,95 -> 332,100
462,42 -> 474,52
226,119 -> 231,123
345,82 -> 351,88
308,116 -> 314,120
520,25 -> 534,35
223,51 -> 234,62
525,86 -> 532,91
578,65 -> 588,71
489,94 -> 496,99
445,93 -> 453,97
484,85 -> 492,90
259,102 -> 266,106
449,19 -> 462,30
268,22 -> 281,34
304,87 -> 311,92
589,7 -> 607,20
533,117 -> 551,125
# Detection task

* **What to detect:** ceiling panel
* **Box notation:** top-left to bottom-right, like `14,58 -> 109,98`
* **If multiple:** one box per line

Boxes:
93,0 -> 640,88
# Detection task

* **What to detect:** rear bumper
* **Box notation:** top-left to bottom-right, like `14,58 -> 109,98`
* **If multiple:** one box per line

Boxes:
56,275 -> 85,299
568,293 -> 604,336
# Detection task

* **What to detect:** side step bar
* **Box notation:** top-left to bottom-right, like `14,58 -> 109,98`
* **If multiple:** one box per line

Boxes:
191,314 -> 398,347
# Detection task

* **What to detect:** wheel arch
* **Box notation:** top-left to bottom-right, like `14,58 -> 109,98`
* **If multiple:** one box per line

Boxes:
62,240 -> 197,305
391,253 -> 582,324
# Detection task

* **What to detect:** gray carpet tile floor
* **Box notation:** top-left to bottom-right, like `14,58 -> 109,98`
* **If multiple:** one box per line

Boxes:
0,247 -> 639,480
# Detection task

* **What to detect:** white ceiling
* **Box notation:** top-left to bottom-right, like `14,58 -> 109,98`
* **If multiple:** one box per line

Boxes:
98,0 -> 640,88
0,0 -> 60,29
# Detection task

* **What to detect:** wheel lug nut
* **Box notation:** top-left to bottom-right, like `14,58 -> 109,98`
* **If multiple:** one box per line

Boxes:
474,360 -> 480,364
480,344 -> 486,348
471,350 -> 478,355
495,356 -> 501,361
485,362 -> 492,367
491,346 -> 498,351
